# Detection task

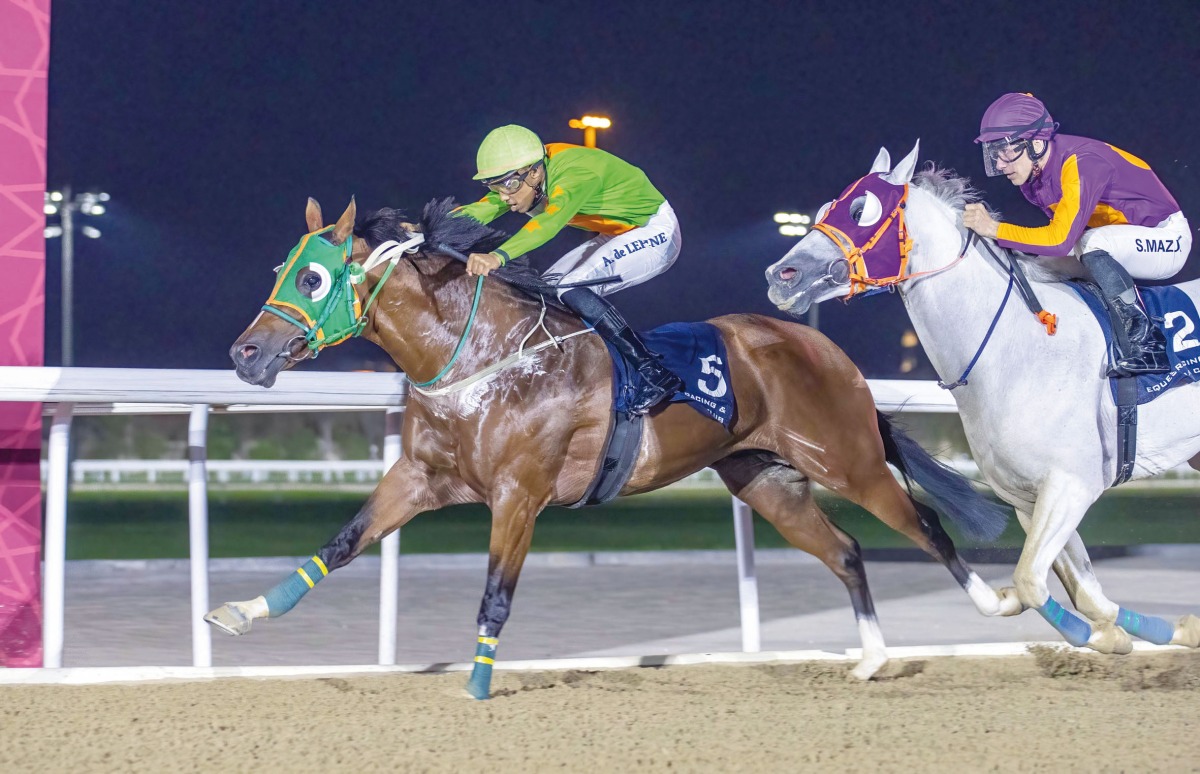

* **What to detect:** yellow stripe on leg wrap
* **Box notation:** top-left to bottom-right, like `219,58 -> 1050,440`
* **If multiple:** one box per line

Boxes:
478,636 -> 499,646
296,568 -> 315,588
312,556 -> 329,576
474,656 -> 495,665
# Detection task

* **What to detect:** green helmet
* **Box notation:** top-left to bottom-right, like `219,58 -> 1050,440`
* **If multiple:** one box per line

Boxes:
473,125 -> 545,180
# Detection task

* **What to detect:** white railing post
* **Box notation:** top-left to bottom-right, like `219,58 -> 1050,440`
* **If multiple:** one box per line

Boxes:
377,404 -> 404,665
187,404 -> 212,667
731,495 -> 761,653
42,402 -> 73,668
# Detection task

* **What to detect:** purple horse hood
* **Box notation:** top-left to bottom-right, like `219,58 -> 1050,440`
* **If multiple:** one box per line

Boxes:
813,172 -> 911,295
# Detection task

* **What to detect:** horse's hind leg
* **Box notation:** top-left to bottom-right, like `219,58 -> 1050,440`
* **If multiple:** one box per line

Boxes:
832,465 -> 1019,618
1037,514 -> 1195,647
713,452 -> 887,680
205,458 -> 459,636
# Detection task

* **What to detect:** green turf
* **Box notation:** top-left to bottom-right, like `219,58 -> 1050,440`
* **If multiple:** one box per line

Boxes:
58,486 -> 1200,560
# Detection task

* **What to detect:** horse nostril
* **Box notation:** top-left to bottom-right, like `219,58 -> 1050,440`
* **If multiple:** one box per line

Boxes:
236,344 -> 260,365
779,267 -> 797,283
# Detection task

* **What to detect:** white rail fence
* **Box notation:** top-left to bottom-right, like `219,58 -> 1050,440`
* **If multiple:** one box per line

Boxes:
0,366 -> 960,670
58,459 -> 730,487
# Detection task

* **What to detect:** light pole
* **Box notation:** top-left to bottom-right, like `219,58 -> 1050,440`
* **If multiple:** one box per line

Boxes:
568,115 -> 612,148
772,211 -> 819,329
45,186 -> 108,366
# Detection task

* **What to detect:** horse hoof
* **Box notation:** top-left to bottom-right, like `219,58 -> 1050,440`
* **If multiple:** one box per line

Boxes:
1088,623 -> 1133,655
204,603 -> 253,636
850,655 -> 887,681
1170,614 -> 1200,648
996,587 -> 1026,617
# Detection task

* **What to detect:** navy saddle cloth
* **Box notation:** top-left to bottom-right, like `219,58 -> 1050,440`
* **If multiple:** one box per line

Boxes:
1070,281 -> 1200,404
602,321 -> 736,428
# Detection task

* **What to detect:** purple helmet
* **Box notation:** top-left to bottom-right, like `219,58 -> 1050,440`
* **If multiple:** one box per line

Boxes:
976,93 -> 1059,177
975,92 -> 1058,144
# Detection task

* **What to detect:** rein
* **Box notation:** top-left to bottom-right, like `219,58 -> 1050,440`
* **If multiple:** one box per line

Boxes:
937,233 -> 1057,391
410,273 -> 485,389
809,180 -> 1059,391
409,249 -> 603,397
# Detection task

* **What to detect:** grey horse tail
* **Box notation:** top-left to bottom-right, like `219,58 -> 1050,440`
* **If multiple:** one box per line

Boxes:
876,411 -> 1009,542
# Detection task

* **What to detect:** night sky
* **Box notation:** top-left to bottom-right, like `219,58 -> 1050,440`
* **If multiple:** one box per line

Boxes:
45,1 -> 1200,377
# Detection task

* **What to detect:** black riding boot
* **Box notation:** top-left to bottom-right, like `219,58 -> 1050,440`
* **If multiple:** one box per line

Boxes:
560,287 -> 684,415
1080,249 -> 1169,376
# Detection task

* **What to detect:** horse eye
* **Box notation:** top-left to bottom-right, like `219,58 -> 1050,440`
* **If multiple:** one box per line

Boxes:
850,196 -> 866,222
296,270 -> 323,296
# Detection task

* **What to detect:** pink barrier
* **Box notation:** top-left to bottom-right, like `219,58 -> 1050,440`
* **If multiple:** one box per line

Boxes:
0,0 -> 50,667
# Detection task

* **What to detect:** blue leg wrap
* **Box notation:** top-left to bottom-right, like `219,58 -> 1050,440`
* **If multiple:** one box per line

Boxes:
1117,606 -> 1175,645
1036,596 -> 1092,647
465,636 -> 498,700
263,556 -> 329,617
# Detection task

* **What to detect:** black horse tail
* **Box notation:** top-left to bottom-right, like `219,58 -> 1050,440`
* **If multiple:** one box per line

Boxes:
876,411 -> 1009,542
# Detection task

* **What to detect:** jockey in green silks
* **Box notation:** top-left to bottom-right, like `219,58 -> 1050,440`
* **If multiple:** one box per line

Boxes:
456,124 -> 684,416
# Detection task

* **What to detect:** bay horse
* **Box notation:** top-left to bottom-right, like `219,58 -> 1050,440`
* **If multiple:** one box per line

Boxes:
208,195 -> 1009,698
765,141 -> 1200,654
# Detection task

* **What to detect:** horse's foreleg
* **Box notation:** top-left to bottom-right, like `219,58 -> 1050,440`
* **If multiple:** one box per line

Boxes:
714,455 -> 887,680
465,479 -> 550,700
1016,474 -> 1132,653
205,458 -> 456,636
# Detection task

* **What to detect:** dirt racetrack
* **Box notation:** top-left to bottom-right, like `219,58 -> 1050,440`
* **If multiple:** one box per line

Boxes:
2,648 -> 1198,773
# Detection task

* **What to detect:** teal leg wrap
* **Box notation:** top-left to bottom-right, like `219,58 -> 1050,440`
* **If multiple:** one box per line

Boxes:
263,556 -> 329,617
1037,596 -> 1092,647
465,637 -> 498,700
1117,606 -> 1175,645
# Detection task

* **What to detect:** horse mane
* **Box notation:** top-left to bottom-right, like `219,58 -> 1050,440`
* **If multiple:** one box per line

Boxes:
910,164 -> 1084,282
356,198 -> 572,311
911,164 -> 986,213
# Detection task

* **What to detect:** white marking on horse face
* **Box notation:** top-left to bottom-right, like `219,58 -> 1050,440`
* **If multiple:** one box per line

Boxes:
308,262 -> 333,302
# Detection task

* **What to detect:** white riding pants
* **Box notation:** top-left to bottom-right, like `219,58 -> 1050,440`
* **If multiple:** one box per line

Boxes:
1074,211 -> 1192,281
547,201 -> 681,297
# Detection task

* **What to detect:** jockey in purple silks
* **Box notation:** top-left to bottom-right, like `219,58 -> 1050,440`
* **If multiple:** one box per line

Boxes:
962,92 -> 1192,376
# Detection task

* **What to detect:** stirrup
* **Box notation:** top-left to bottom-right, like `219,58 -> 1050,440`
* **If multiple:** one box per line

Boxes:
1107,345 -> 1170,377
628,370 -> 684,416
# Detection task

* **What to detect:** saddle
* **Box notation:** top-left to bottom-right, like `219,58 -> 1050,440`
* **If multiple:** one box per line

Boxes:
568,322 -> 737,507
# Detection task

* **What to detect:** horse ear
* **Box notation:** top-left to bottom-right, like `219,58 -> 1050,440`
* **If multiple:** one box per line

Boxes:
330,197 -> 356,246
869,147 -> 891,174
305,197 -> 324,232
883,139 -> 920,185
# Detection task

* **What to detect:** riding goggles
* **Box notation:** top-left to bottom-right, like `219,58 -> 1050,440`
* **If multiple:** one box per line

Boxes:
482,163 -> 541,195
981,138 -> 1031,178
